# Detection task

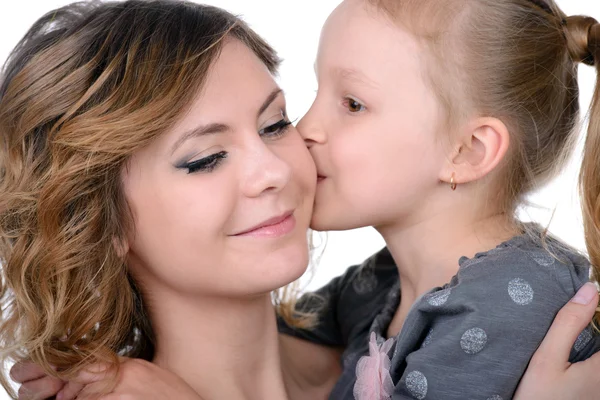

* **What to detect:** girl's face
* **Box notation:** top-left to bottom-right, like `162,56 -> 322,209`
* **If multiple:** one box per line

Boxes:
122,39 -> 316,297
298,0 -> 448,232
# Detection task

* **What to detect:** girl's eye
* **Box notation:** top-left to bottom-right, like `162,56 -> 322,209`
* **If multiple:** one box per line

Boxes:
180,151 -> 228,174
344,98 -> 366,113
259,118 -> 292,138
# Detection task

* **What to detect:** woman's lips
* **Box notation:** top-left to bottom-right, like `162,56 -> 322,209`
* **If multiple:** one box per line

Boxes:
233,212 -> 296,238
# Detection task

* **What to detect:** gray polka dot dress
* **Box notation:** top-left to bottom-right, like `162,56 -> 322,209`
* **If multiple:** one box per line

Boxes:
278,227 -> 600,399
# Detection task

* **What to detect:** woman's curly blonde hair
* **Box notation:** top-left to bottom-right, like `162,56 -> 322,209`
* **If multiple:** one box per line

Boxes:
0,1 -> 307,396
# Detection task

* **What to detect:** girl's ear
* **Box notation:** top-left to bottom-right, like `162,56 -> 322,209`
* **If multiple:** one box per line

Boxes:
440,117 -> 510,185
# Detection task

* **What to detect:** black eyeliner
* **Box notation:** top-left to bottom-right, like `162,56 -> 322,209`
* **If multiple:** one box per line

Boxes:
177,151 -> 228,174
260,119 -> 292,137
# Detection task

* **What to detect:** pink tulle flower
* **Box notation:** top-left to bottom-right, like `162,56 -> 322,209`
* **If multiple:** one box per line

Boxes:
353,332 -> 395,400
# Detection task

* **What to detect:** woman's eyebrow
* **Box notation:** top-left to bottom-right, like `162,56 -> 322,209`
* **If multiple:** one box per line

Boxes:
257,88 -> 284,117
171,87 -> 283,155
171,123 -> 230,155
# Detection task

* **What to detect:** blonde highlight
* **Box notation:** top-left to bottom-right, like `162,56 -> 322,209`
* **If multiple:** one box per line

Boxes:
0,1 -> 284,397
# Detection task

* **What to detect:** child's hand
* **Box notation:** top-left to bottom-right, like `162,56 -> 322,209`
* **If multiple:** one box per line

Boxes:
10,360 -> 64,399
515,283 -> 600,400
64,358 -> 202,400
11,357 -> 202,400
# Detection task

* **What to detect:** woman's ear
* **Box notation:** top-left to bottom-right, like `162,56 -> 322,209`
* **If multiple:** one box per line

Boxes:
113,236 -> 130,259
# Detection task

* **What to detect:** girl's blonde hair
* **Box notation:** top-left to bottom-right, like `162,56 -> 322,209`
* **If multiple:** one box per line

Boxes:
0,1 -> 305,396
368,0 -> 600,321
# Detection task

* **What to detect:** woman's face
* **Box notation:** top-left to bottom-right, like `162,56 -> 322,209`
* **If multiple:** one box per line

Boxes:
122,39 -> 316,297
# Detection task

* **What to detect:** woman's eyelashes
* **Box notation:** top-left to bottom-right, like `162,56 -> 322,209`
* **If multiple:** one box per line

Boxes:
176,114 -> 292,174
259,114 -> 293,138
179,151 -> 228,174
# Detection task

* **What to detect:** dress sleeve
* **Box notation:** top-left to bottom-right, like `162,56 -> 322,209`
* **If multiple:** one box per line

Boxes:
278,247 -> 397,347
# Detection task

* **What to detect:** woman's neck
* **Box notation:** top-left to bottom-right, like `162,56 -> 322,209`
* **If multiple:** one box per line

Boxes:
149,289 -> 287,400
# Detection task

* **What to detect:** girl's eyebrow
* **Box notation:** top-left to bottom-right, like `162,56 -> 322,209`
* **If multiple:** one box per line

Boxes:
334,67 -> 380,89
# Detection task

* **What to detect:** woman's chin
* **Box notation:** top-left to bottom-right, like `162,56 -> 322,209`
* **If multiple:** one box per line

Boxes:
255,241 -> 311,292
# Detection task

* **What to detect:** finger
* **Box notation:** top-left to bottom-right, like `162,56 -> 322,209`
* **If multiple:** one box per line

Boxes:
72,392 -> 104,400
535,282 -> 598,364
56,381 -> 85,400
75,379 -> 117,400
69,364 -> 118,400
17,376 -> 64,400
76,395 -> 120,400
54,362 -> 114,400
10,362 -> 49,384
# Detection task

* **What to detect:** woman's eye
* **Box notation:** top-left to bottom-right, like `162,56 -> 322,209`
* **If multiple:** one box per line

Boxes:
180,151 -> 228,174
259,119 -> 292,138
344,98 -> 366,113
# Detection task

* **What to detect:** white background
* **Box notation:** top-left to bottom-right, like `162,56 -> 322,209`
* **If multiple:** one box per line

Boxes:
1,1 -> 599,398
